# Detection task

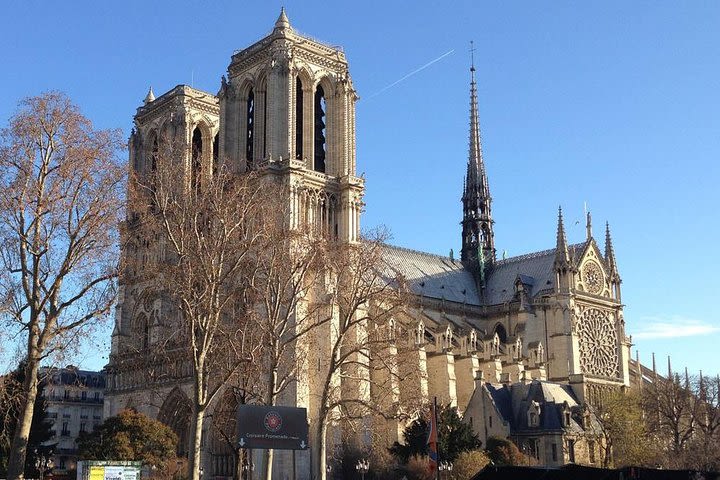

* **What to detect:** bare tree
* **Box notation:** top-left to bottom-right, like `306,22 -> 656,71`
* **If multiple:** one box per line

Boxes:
243,222 -> 330,480
682,374 -> 720,471
0,92 -> 124,479
311,233 -> 410,479
642,369 -> 703,469
129,150 -> 271,480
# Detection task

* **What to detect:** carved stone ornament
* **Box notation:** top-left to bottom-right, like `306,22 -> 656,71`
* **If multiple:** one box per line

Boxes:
577,307 -> 619,378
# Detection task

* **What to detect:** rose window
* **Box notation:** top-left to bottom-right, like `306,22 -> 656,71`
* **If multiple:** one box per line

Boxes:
577,308 -> 618,378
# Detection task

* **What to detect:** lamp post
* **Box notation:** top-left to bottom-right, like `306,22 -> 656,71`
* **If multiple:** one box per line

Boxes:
355,458 -> 369,480
34,449 -> 54,480
438,460 -> 453,479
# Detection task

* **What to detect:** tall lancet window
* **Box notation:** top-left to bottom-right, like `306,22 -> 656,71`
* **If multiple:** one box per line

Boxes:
150,135 -> 159,175
212,133 -> 219,175
262,90 -> 268,158
295,77 -> 304,159
191,127 -> 202,191
313,85 -> 326,173
246,88 -> 255,167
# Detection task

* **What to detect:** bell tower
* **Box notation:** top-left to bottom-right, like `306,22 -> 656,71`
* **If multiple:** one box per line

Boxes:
218,9 -> 364,242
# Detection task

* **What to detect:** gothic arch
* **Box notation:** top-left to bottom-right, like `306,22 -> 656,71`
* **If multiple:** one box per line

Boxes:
315,74 -> 336,97
237,77 -> 254,99
157,387 -> 192,456
493,323 -> 507,344
133,313 -> 149,350
208,389 -> 238,476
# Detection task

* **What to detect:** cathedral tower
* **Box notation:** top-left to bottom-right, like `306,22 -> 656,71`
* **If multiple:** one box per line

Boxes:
218,9 -> 364,242
461,48 -> 495,268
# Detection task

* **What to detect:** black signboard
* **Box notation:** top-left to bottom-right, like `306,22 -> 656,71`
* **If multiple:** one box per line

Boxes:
237,405 -> 309,450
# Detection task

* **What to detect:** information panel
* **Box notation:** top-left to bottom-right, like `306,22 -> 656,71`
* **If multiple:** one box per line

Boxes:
237,405 -> 309,450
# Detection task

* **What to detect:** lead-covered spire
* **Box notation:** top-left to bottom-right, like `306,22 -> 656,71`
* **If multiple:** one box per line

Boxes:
461,41 -> 495,268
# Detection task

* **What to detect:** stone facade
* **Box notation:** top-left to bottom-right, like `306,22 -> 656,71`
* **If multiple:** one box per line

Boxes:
104,10 -> 632,478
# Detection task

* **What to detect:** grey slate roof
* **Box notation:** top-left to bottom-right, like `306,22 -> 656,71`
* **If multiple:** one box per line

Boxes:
381,244 -> 482,306
482,242 -> 587,306
381,241 -> 587,308
485,380 -> 584,433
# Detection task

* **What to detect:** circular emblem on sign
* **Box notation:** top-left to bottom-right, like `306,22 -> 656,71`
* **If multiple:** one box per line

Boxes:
264,411 -> 283,433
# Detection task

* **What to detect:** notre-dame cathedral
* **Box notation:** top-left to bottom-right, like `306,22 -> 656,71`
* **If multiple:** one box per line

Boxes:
104,9 -> 634,477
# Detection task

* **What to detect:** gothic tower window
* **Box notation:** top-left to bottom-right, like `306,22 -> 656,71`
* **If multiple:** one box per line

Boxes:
246,88 -> 254,167
149,133 -> 159,175
295,76 -> 304,159
213,133 -> 219,175
262,90 -> 268,158
314,85 -> 326,173
146,133 -> 159,207
191,127 -> 202,190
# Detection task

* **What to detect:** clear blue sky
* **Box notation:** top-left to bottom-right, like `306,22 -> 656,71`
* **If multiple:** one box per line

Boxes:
2,1 -> 718,376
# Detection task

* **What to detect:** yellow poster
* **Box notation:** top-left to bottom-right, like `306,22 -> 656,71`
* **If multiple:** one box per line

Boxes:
89,466 -> 105,480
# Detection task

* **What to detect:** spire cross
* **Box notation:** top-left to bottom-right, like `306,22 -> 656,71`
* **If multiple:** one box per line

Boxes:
470,41 -> 476,72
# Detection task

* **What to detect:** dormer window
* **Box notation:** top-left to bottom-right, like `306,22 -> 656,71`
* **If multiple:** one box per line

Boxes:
529,411 -> 538,427
527,401 -> 541,427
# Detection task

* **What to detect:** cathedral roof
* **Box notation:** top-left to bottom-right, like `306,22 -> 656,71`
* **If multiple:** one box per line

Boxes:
381,244 -> 482,306
381,241 -> 587,308
482,242 -> 587,306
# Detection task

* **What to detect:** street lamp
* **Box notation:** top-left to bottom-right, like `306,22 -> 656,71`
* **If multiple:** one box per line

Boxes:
355,458 -> 369,480
439,461 -> 453,479
34,449 -> 54,480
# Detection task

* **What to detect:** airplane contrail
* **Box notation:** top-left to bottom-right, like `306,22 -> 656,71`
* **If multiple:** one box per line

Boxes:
367,49 -> 455,99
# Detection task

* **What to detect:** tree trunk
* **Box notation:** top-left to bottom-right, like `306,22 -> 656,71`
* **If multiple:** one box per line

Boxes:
190,405 -> 206,480
7,358 -> 40,480
262,449 -> 273,480
312,413 -> 328,480
262,364 -> 279,480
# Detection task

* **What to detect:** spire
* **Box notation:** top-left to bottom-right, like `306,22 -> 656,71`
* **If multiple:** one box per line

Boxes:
555,206 -> 570,266
274,7 -> 291,31
461,41 -> 495,268
652,352 -> 657,378
144,86 -> 155,105
605,222 -> 619,274
586,211 -> 592,240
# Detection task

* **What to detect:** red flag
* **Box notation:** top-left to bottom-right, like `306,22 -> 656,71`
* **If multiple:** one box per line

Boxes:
426,401 -> 438,471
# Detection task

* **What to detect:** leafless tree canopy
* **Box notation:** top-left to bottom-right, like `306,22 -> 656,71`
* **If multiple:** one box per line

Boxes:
0,92 -> 125,479
127,140 -> 279,480
642,371 -> 720,471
